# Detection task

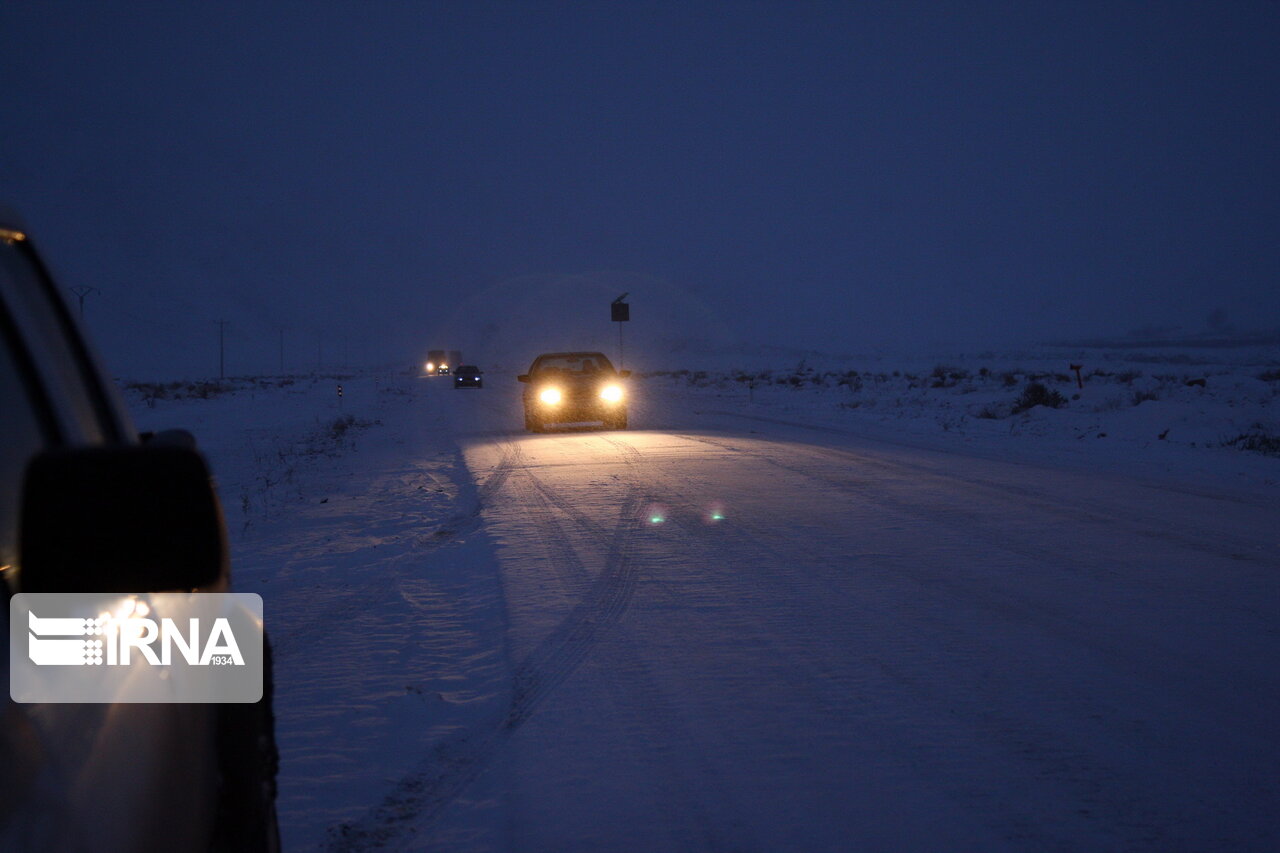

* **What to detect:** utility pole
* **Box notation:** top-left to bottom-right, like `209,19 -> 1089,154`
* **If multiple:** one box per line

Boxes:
216,320 -> 229,379
69,286 -> 99,319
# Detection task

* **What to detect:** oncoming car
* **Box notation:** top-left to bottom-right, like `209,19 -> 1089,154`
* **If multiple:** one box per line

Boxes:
517,351 -> 631,432
453,365 -> 483,388
0,207 -> 279,851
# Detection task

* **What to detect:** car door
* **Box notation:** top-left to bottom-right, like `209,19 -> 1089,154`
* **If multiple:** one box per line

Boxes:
0,227 -> 218,852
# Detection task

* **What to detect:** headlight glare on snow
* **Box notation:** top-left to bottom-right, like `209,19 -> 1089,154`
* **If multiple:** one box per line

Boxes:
600,384 -> 623,402
538,387 -> 563,405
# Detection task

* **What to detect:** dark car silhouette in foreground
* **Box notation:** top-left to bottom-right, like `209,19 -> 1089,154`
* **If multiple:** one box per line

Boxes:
0,206 -> 279,851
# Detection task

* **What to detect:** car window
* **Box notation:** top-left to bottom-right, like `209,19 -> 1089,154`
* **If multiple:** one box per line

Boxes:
532,354 -> 616,375
0,234 -> 108,443
0,300 -> 52,579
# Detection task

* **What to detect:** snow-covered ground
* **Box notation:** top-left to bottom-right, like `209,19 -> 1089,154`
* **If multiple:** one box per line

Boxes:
635,346 -> 1280,495
125,349 -> 1280,851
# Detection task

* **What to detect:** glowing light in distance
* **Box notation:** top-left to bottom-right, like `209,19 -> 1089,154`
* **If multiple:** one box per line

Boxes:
426,362 -> 434,371
538,387 -> 562,405
645,502 -> 667,525
600,384 -> 624,402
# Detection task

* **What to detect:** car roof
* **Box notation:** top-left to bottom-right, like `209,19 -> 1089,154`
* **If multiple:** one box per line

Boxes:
532,351 -> 610,361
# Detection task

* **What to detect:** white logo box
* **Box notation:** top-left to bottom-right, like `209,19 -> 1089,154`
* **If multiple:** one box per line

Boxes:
10,593 -> 263,703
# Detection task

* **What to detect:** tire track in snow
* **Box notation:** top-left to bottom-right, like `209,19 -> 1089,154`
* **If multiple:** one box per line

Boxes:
500,480 -> 643,731
325,438 -> 648,850
501,442 -> 722,849
269,440 -> 526,664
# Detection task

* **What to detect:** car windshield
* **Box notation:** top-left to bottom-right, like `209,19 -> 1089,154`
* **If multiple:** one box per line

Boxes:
531,354 -> 615,376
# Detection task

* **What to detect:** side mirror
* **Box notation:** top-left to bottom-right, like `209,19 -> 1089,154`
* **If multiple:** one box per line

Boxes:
619,370 -> 632,379
517,374 -> 530,383
20,445 -> 226,593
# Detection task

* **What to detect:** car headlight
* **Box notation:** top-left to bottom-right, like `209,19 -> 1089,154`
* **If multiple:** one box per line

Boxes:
600,384 -> 623,402
538,387 -> 562,405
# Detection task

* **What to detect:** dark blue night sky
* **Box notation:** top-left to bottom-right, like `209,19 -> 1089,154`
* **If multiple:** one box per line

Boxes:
3,1 -> 1278,377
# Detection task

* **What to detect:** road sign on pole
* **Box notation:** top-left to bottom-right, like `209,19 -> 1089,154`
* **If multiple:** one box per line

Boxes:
611,295 -> 630,323
612,293 -> 630,368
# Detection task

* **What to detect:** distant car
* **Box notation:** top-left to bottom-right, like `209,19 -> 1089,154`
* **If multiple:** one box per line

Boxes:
0,206 -> 279,851
453,365 -> 483,388
517,351 -> 630,432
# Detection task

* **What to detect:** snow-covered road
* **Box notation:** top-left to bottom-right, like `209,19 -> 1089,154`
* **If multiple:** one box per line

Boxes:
145,373 -> 1280,851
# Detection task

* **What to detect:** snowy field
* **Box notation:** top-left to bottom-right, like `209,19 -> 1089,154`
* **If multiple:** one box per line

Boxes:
126,347 -> 1280,851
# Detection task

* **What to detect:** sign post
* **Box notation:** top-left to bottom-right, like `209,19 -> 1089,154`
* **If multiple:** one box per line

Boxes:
612,292 -> 630,369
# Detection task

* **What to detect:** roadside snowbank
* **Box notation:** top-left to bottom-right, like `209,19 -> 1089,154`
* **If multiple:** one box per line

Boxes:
636,349 -> 1280,496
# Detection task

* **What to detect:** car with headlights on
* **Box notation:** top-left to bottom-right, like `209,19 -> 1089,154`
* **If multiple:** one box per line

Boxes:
517,352 -> 630,431
0,206 -> 279,851
453,365 -> 483,388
